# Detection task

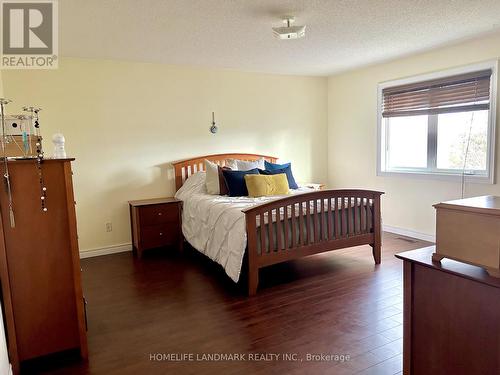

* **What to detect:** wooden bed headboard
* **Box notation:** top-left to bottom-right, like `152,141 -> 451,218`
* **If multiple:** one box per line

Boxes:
172,153 -> 277,191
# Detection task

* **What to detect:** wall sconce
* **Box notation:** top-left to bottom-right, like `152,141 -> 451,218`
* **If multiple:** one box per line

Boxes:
210,112 -> 218,134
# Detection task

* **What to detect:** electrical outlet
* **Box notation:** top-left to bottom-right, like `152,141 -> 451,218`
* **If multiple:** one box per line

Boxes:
105,222 -> 112,232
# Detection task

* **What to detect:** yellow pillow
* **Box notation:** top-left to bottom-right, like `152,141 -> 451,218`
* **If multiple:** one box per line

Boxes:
244,173 -> 289,197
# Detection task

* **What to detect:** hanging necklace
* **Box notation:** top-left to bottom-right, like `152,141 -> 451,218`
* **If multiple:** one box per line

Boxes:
8,115 -> 26,156
23,106 -> 47,212
0,99 -> 15,227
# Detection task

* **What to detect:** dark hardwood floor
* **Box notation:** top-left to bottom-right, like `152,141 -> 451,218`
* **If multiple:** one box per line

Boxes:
37,232 -> 431,375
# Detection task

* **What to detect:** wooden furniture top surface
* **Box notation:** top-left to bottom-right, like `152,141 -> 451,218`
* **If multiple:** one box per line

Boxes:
396,246 -> 500,289
129,197 -> 180,207
2,157 -> 75,163
433,195 -> 500,216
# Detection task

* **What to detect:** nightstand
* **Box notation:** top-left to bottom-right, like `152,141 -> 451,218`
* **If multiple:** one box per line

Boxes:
129,197 -> 183,258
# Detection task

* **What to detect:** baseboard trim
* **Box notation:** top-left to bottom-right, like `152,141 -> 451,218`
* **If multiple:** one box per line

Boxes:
383,225 -> 435,243
80,243 -> 132,259
79,226 -> 434,258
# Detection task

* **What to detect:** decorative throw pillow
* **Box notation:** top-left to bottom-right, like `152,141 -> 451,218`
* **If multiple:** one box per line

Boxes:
218,166 -> 231,195
225,158 -> 265,171
221,168 -> 259,197
204,159 -> 220,194
244,174 -> 289,197
260,164 -> 298,189
264,160 -> 291,171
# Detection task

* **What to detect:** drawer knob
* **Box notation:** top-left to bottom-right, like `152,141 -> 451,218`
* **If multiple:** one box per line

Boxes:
159,232 -> 163,236
158,212 -> 162,216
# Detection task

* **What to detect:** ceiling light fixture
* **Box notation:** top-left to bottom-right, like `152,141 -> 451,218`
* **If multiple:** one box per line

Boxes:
272,17 -> 306,40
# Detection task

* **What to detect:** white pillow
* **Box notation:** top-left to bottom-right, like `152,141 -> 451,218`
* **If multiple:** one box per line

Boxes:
225,157 -> 265,171
204,159 -> 220,195
174,171 -> 206,201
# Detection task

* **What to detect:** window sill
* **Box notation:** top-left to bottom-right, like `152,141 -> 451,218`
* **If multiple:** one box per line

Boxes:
377,170 -> 494,184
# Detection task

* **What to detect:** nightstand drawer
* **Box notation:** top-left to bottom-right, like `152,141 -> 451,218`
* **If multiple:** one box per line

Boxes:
139,204 -> 178,226
140,224 -> 178,249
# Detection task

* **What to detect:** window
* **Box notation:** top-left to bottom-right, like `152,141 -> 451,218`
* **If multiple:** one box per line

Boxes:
378,62 -> 497,183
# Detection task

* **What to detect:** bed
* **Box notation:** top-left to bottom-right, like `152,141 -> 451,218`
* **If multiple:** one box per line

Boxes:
173,153 -> 383,295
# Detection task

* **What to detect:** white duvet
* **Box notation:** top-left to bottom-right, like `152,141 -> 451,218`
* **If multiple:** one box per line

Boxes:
174,172 -> 313,282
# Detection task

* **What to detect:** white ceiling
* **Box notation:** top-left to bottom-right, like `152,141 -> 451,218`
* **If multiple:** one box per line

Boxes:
60,0 -> 500,76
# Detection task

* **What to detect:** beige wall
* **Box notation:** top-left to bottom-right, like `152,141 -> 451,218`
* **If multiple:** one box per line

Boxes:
328,32 -> 500,238
3,58 -> 328,253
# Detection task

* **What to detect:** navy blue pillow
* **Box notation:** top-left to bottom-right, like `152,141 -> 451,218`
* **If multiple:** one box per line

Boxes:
265,160 -> 291,171
259,165 -> 298,189
221,168 -> 259,197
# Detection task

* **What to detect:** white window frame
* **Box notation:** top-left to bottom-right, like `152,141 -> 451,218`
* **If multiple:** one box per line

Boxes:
377,60 -> 498,184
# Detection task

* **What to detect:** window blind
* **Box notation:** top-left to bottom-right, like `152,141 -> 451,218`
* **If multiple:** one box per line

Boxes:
382,69 -> 492,118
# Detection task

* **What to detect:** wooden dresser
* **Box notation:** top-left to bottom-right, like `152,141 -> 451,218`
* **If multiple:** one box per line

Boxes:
129,197 -> 183,258
396,247 -> 500,375
433,195 -> 500,277
0,159 -> 87,373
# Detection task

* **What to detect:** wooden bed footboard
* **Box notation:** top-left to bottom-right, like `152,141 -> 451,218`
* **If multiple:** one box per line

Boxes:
243,189 -> 384,295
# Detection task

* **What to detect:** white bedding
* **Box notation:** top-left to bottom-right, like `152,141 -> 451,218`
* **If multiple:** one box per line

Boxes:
174,172 -> 313,282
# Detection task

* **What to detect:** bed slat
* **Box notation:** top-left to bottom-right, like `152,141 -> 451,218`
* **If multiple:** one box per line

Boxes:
327,198 -> 332,240
313,200 -> 319,243
260,213 -> 266,254
354,197 -> 358,234
322,199 -> 327,241
276,207 -> 283,251
268,210 -> 274,252
284,205 -> 290,250
306,201 -> 312,245
291,203 -> 297,247
350,198 -> 353,235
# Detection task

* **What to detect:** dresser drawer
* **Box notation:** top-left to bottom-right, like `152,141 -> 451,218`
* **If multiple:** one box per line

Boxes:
140,224 -> 179,249
139,204 -> 179,226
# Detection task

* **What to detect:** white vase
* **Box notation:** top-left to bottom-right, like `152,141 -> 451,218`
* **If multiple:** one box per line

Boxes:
52,133 -> 66,158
